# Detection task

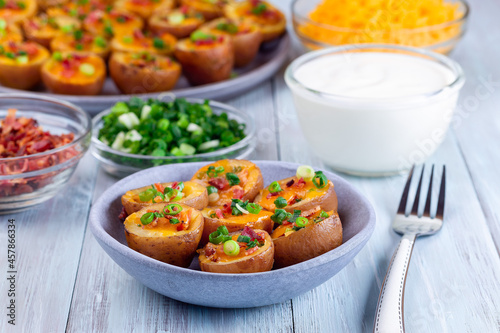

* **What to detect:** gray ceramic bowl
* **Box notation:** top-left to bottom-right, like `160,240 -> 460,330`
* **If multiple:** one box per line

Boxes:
89,161 -> 376,308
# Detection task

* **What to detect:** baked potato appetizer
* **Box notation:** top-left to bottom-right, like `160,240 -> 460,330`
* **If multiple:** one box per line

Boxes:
174,30 -> 233,85
0,41 -> 50,89
224,0 -> 286,42
191,159 -> 263,206
148,6 -> 205,39
109,51 -> 181,94
111,29 -> 177,56
23,15 -> 81,48
0,0 -> 37,24
124,202 -> 204,267
198,226 -> 274,273
83,9 -> 144,38
0,19 -> 23,43
121,181 -> 208,215
200,199 -> 273,244
271,207 -> 343,269
51,30 -> 110,59
180,0 -> 227,20
254,166 -> 338,213
202,18 -> 262,67
41,52 -> 106,95
114,0 -> 174,19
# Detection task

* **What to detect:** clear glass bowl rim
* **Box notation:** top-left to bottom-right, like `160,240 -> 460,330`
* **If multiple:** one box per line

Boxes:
284,43 -> 465,105
292,0 -> 470,34
91,97 -> 256,161
0,93 -> 92,178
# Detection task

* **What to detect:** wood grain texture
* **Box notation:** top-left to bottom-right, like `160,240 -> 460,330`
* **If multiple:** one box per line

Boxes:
272,53 -> 500,332
451,0 -> 500,253
66,83 -> 295,333
0,154 -> 98,333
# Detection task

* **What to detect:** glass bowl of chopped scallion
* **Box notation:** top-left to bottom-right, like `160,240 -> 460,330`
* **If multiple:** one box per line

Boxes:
91,97 -> 255,177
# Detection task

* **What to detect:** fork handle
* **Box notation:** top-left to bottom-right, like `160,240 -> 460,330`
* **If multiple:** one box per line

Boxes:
373,233 -> 417,333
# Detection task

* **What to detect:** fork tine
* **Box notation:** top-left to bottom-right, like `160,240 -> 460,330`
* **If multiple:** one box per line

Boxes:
397,165 -> 415,215
410,165 -> 425,216
436,165 -> 446,219
423,165 -> 434,217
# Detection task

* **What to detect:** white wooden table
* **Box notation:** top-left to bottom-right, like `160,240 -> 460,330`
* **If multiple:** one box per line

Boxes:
2,0 -> 500,332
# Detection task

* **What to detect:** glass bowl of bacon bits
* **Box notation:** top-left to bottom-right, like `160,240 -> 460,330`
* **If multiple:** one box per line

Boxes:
0,94 -> 91,213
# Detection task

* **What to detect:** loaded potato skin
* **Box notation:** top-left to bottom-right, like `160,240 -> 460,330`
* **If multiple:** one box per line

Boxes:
114,0 -> 175,19
254,167 -> 338,213
0,0 -> 37,24
271,208 -> 343,269
0,19 -> 24,43
41,52 -> 106,95
202,18 -> 262,67
121,180 -> 208,215
124,202 -> 204,267
200,199 -> 273,245
224,0 -> 286,42
180,0 -> 227,21
23,15 -> 81,48
51,30 -> 111,59
174,30 -> 233,85
83,9 -> 144,38
191,159 -> 264,207
0,41 -> 50,89
198,226 -> 274,273
109,51 -> 181,94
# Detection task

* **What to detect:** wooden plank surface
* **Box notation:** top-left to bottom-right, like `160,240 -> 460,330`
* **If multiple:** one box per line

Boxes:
452,0 -> 500,253
66,83 -> 294,333
272,63 -> 500,332
0,154 -> 97,333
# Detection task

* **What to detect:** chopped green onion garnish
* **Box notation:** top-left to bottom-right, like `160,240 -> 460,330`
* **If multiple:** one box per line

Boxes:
268,181 -> 282,193
207,165 -> 225,177
312,171 -> 327,189
246,203 -> 262,214
251,3 -> 267,15
274,196 -> 287,208
191,30 -> 213,42
94,36 -> 107,48
208,225 -> 230,244
0,19 -> 6,30
163,203 -> 183,215
199,140 -> 219,151
237,235 -> 251,243
223,240 -> 240,256
296,165 -> 315,181
170,218 -> 180,225
118,112 -> 140,129
226,173 -> 240,186
217,225 -> 229,235
52,51 -> 63,61
16,55 -> 28,64
320,211 -> 329,218
271,209 -> 292,224
140,212 -> 156,225
79,63 -> 95,76
179,143 -> 196,155
168,12 -> 185,24
295,217 -> 308,228
206,186 -> 218,195
122,36 -> 133,44
153,37 -> 164,49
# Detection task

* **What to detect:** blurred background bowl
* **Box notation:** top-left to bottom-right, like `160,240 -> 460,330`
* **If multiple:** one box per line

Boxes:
91,98 -> 255,178
0,94 -> 91,214
292,0 -> 469,54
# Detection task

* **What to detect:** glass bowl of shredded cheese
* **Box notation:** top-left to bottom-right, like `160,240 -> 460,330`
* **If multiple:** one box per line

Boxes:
292,0 -> 469,54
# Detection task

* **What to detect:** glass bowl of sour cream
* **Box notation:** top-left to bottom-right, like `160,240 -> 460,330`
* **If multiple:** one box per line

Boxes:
285,44 -> 465,176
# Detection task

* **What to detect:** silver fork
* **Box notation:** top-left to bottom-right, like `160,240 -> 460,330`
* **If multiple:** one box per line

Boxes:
373,165 -> 446,333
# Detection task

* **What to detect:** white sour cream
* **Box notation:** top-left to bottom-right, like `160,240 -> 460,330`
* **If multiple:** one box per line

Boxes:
294,52 -> 456,99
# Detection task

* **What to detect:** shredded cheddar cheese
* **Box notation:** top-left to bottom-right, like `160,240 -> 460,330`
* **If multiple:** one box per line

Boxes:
298,0 -> 466,53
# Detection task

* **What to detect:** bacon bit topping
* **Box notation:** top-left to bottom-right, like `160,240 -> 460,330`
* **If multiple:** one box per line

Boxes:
288,195 -> 298,205
266,191 -> 279,199
301,206 -> 321,218
208,176 -> 229,190
154,182 -> 164,193
241,226 -> 263,241
215,208 -> 224,219
205,244 -> 216,258
0,109 -> 77,196
286,179 -> 295,187
221,203 -> 232,215
245,246 -> 258,256
232,186 -> 244,199
295,177 -> 306,188
118,206 -> 128,220
133,29 -> 145,40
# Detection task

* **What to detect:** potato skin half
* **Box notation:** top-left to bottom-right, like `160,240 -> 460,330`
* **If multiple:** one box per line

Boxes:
124,203 -> 204,267
253,178 -> 338,213
0,46 -> 49,90
121,181 -> 209,215
200,210 -> 273,245
272,212 -> 343,269
174,35 -> 234,85
109,52 -> 181,94
198,230 -> 274,273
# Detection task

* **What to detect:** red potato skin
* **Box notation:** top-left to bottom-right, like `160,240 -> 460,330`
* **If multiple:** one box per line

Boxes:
198,230 -> 274,273
41,60 -> 106,95
108,52 -> 181,94
232,29 -> 262,67
272,213 -> 343,269
174,37 -> 234,85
